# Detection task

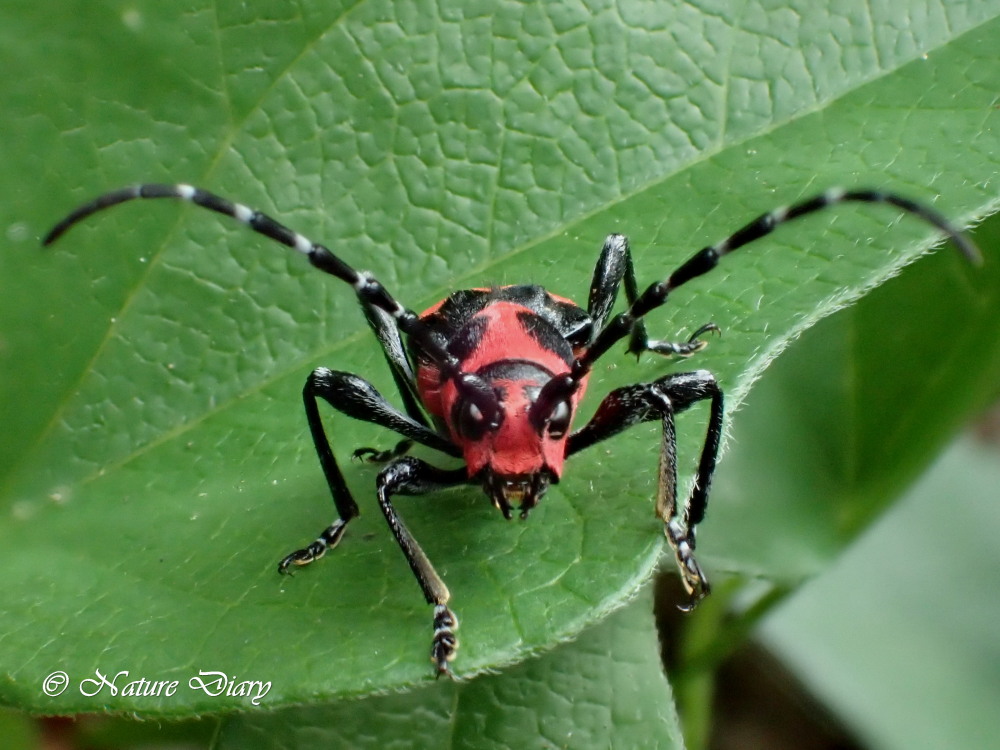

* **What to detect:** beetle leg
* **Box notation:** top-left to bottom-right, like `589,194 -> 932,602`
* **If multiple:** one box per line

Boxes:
587,234 -> 719,358
647,373 -> 723,608
361,301 -> 429,426
568,370 -> 723,609
586,234 -> 641,332
279,368 -> 459,574
375,457 -> 470,677
353,439 -> 414,463
632,320 -> 721,358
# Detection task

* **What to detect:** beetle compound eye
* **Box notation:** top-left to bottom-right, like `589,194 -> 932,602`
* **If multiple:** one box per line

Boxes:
457,399 -> 487,440
546,400 -> 571,439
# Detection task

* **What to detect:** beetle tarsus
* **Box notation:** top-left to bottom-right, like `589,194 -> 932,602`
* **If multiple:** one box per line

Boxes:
431,604 -> 460,679
628,320 -> 721,359
666,521 -> 711,611
277,518 -> 349,574
352,439 -> 414,464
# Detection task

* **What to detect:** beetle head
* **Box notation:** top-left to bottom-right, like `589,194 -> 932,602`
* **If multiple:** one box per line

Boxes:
444,363 -> 588,519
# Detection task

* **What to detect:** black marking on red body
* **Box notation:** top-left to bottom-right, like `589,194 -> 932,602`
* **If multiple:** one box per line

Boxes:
415,285 -> 591,360
412,285 -> 594,426
515,310 -> 575,367
446,316 -> 490,363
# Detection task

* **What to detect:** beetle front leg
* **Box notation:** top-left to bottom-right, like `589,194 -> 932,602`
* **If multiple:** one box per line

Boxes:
653,371 -> 723,608
376,457 -> 470,677
656,374 -> 719,606
279,367 -> 459,574
568,370 -> 723,609
278,370 -> 363,573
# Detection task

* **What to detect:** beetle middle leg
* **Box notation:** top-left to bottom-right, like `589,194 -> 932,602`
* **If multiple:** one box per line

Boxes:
376,456 -> 470,676
361,301 -> 429,426
587,234 -> 719,357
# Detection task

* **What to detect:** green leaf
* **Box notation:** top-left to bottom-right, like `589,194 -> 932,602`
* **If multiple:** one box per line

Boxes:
216,586 -> 682,750
1,0 -> 999,717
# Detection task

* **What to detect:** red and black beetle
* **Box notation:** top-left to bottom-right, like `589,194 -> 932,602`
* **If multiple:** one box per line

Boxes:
45,185 -> 979,675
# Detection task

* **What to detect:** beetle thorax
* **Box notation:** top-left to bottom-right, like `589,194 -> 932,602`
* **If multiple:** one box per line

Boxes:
417,300 -> 590,518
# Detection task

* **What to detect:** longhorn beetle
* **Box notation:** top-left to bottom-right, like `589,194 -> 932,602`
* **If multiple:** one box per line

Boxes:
44,185 -> 980,676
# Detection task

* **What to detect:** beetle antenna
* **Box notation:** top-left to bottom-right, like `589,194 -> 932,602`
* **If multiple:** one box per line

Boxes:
43,183 -> 490,395
537,187 -> 981,405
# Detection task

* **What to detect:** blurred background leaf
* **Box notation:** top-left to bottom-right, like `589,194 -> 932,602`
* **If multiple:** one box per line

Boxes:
759,432 -> 1000,750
